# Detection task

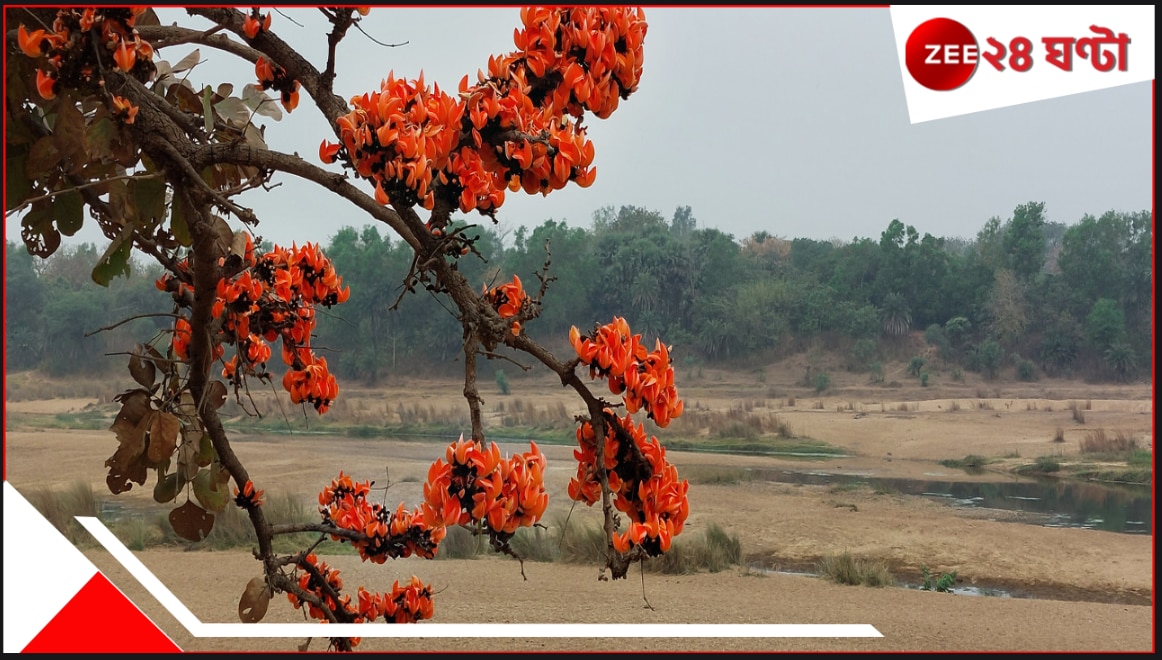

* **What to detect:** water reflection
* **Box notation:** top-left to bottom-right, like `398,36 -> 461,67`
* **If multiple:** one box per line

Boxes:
749,468 -> 1152,534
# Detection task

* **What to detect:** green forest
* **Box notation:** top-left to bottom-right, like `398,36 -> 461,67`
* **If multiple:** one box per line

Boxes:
5,201 -> 1152,386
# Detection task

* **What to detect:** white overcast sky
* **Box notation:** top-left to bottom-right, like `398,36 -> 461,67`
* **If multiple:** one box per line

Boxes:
5,7 -> 1153,250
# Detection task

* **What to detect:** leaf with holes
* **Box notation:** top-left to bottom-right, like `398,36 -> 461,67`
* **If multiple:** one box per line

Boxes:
169,500 -> 215,542
238,577 -> 271,623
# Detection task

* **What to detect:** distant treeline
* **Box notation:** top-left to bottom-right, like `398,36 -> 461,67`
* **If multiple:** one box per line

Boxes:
5,201 -> 1151,384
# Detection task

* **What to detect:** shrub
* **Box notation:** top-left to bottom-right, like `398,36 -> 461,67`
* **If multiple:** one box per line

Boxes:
495,369 -> 511,395
907,355 -> 926,376
1016,358 -> 1036,381
813,372 -> 830,393
1033,455 -> 1061,473
817,552 -> 894,587
919,372 -> 929,387
920,565 -> 957,593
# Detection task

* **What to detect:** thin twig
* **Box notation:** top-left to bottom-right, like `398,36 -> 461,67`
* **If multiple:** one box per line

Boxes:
5,174 -> 164,218
86,312 -> 181,337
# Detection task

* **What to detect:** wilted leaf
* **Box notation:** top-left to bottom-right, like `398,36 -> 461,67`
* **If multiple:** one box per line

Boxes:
214,96 -> 252,128
243,124 -> 267,150
217,82 -> 234,98
147,411 -> 181,464
193,467 -> 230,512
242,84 -> 282,121
128,343 -> 158,389
136,7 -> 161,26
172,48 -> 202,74
238,577 -> 271,623
25,137 -> 62,180
176,437 -> 200,481
169,500 -> 215,542
153,472 -> 183,504
206,380 -> 228,410
168,82 -> 203,115
52,98 -> 87,171
105,390 -> 153,494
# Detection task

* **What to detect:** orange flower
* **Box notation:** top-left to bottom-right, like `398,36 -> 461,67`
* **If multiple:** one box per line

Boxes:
113,39 -> 136,72
18,25 -> 46,58
35,69 -> 56,100
243,12 -> 271,39
110,95 -> 138,124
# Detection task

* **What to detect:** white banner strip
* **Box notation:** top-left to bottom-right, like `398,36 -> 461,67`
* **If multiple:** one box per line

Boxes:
77,516 -> 882,639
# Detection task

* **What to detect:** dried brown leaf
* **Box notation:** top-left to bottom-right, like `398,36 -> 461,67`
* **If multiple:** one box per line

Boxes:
147,411 -> 181,464
238,577 -> 271,623
169,500 -> 214,542
129,343 -> 159,390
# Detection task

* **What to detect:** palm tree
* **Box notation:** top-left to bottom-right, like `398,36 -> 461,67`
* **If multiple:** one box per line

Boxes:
1104,341 -> 1136,382
879,292 -> 912,337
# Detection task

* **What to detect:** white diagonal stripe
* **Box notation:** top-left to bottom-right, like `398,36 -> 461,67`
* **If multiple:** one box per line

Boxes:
77,515 -> 882,639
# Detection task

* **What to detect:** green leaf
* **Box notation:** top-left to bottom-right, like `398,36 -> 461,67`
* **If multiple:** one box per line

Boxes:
130,176 -> 167,228
5,148 -> 33,211
92,230 -> 134,286
193,466 -> 231,513
170,195 -> 192,247
85,116 -> 115,161
202,86 -> 214,134
53,189 -> 84,236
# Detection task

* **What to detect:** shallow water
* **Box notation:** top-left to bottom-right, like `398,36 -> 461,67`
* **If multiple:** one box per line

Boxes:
748,467 -> 1152,535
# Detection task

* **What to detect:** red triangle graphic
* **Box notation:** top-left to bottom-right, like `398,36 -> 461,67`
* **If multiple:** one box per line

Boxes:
22,571 -> 182,653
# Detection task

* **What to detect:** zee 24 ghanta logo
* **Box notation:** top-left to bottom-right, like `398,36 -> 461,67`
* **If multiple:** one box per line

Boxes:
904,17 -> 1131,91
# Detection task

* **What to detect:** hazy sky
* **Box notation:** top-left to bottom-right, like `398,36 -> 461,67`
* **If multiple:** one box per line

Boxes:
5,7 -> 1153,250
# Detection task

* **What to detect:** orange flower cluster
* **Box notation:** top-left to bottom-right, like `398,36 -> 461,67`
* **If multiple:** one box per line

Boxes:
318,472 -> 445,563
485,275 -> 527,336
422,435 -> 549,540
242,9 -> 271,39
319,7 -> 646,224
18,8 -> 153,111
358,576 -> 435,624
324,72 -> 464,212
569,317 -> 684,427
158,238 -> 349,414
255,56 -> 300,112
233,479 -> 265,509
566,315 -> 689,557
568,413 -> 690,557
287,554 -> 433,647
